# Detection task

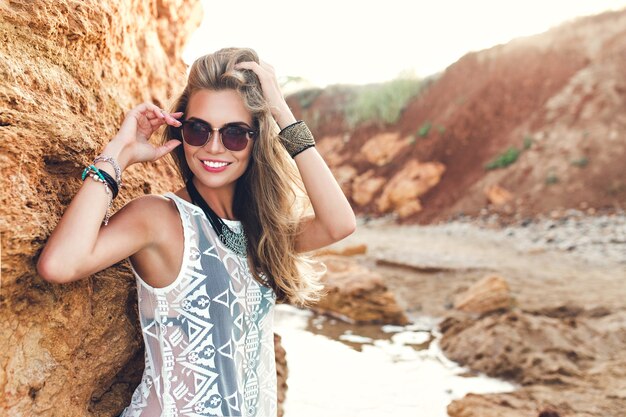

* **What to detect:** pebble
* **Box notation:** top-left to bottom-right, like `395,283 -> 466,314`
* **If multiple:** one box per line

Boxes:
448,209 -> 626,265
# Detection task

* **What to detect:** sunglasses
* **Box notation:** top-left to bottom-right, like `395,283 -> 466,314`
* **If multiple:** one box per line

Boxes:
179,118 -> 258,151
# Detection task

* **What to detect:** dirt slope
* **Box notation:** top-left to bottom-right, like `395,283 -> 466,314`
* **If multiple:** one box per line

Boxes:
289,9 -> 626,225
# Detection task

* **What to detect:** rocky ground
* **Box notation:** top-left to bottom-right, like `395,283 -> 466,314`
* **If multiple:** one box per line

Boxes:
443,207 -> 626,266
325,211 -> 626,417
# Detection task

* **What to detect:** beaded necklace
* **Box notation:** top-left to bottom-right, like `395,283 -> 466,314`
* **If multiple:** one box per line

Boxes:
185,177 -> 247,257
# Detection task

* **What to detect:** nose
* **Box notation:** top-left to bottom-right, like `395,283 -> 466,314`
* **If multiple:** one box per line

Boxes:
205,127 -> 226,153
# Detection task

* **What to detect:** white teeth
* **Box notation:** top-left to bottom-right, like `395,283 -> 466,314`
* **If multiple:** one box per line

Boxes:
202,160 -> 229,168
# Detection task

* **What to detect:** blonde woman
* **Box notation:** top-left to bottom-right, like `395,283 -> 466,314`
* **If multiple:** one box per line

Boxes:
37,47 -> 356,417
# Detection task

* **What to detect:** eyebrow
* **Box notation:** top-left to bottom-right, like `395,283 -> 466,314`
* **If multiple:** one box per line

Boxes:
186,117 -> 254,129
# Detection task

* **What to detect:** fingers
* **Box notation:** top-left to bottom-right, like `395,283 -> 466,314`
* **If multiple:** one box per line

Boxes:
152,139 -> 182,162
153,106 -> 165,119
259,59 -> 275,73
143,103 -> 183,127
163,110 -> 183,126
131,103 -> 183,117
236,60 -> 274,72
235,61 -> 279,89
234,61 -> 256,70
234,60 -> 289,123
235,61 -> 267,79
134,103 -> 165,120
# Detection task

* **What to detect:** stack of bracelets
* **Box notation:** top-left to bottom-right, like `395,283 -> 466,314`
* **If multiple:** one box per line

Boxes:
81,154 -> 123,226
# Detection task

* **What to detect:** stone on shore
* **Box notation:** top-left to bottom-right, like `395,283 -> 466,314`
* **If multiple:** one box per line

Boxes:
454,275 -> 512,314
312,255 -> 409,325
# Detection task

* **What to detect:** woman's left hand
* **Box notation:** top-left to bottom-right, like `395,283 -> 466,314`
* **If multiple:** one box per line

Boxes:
234,60 -> 297,129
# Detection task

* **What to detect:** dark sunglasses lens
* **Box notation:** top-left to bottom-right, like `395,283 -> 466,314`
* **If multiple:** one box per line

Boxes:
182,121 -> 209,146
221,126 -> 250,151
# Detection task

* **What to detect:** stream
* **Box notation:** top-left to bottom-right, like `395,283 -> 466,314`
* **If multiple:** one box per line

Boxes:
273,303 -> 517,417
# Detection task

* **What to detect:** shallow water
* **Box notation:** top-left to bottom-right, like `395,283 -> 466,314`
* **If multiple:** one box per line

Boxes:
274,304 -> 517,417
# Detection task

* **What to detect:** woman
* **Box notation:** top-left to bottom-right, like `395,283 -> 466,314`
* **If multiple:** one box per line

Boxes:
37,47 -> 356,417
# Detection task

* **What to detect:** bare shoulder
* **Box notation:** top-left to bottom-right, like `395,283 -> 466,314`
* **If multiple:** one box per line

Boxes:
124,193 -> 173,217
131,193 -> 176,209
121,193 -> 179,242
122,193 -> 185,288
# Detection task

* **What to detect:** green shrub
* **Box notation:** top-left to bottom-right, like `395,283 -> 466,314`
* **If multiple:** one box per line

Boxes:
418,121 -> 432,137
485,147 -> 521,170
437,125 -> 446,134
345,76 -> 424,127
571,156 -> 589,167
523,135 -> 533,150
545,172 -> 559,184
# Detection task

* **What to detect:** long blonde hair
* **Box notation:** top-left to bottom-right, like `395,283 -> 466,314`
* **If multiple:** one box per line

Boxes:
160,47 -> 327,307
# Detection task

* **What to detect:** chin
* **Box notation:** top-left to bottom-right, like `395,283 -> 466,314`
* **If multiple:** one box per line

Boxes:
194,167 -> 247,188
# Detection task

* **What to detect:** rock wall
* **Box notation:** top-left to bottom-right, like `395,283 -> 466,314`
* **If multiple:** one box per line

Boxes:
0,1 -> 286,416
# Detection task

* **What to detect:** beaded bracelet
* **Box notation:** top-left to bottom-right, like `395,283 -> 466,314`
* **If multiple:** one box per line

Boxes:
93,154 -> 123,188
81,165 -> 114,225
278,120 -> 315,158
81,164 -> 104,182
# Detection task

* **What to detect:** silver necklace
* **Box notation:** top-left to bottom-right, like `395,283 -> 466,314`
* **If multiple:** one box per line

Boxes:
185,178 -> 248,257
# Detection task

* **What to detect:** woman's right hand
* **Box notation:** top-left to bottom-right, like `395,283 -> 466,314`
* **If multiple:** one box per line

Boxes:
110,102 -> 184,167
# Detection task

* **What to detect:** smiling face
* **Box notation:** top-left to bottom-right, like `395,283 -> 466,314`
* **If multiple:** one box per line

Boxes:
182,89 -> 255,193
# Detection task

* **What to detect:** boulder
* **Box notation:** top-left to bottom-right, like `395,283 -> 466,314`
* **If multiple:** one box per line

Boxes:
316,135 -> 347,167
439,309 -> 598,386
454,275 -> 512,314
351,169 -> 386,206
484,184 -> 514,206
360,132 -> 408,166
376,159 -> 446,218
312,255 -> 409,325
442,310 -> 626,417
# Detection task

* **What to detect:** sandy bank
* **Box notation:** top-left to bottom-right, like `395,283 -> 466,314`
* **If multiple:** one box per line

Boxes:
327,212 -> 626,416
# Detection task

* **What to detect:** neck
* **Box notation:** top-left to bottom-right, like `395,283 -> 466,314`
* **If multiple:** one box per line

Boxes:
190,176 -> 237,220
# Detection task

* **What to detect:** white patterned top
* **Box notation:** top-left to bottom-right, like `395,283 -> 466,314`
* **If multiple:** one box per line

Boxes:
120,192 -> 277,417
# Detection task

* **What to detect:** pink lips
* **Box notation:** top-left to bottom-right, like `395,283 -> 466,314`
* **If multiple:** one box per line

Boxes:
200,160 -> 231,173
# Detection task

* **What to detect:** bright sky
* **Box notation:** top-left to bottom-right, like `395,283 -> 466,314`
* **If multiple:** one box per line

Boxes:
182,0 -> 626,88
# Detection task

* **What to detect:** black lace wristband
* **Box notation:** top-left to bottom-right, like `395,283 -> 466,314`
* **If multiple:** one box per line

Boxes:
278,120 -> 315,158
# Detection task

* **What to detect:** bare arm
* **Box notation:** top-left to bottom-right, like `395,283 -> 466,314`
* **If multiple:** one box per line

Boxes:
281,115 -> 356,253
291,146 -> 356,253
36,104 -> 184,283
234,61 -> 356,253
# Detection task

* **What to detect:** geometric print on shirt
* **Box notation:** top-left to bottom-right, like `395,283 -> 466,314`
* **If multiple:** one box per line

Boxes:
120,192 -> 277,417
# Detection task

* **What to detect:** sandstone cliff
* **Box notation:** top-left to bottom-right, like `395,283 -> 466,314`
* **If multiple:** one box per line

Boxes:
0,1 -> 286,416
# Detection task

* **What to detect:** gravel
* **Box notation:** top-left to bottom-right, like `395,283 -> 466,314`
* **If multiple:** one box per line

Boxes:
445,209 -> 626,266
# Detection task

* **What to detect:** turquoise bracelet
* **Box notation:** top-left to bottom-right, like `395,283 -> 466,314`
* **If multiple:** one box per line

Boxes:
81,164 -> 106,181
81,164 -> 114,226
